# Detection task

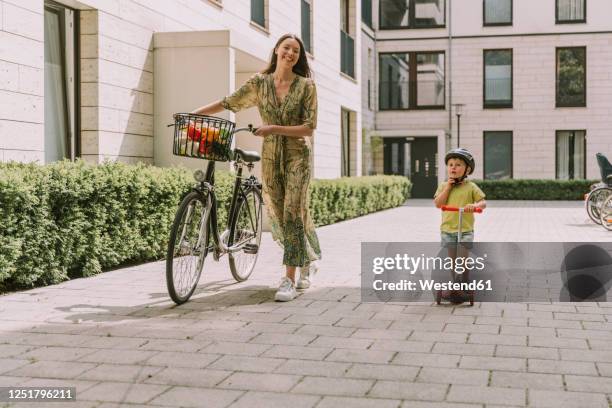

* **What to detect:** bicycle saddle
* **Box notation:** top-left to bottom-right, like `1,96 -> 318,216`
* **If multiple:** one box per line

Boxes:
234,148 -> 261,163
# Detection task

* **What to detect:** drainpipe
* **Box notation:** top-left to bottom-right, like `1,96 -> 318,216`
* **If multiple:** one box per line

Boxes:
447,0 -> 453,151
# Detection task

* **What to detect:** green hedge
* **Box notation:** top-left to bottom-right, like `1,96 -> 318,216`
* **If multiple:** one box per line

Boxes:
310,176 -> 411,226
0,161 -> 409,289
473,179 -> 597,200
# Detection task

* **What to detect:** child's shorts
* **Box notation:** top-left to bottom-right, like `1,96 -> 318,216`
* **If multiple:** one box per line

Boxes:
441,231 -> 474,248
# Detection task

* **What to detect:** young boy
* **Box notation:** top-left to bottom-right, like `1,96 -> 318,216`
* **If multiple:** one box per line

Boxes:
433,148 -> 486,303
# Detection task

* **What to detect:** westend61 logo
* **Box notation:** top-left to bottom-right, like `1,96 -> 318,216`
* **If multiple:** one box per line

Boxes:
371,253 -> 492,292
361,242 -> 612,302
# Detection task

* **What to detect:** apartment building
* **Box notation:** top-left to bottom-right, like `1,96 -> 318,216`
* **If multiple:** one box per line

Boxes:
361,0 -> 612,197
0,0 -> 362,179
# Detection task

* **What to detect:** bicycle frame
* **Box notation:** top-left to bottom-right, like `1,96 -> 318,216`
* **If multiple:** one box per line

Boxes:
193,158 -> 261,258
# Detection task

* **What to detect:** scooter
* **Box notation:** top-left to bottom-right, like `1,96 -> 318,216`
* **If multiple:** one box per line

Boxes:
435,205 -> 483,306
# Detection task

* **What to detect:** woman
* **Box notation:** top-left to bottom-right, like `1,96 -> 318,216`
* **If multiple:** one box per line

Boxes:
191,34 -> 321,302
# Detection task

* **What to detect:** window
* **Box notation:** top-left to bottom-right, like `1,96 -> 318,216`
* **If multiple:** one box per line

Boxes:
556,47 -> 586,107
484,0 -> 512,25
301,0 -> 312,54
484,131 -> 513,179
484,49 -> 512,108
340,0 -> 355,78
379,0 -> 445,29
251,0 -> 265,28
362,0 -> 373,28
341,109 -> 351,177
556,0 -> 585,23
44,1 -> 78,162
379,52 -> 445,110
556,130 -> 585,179
367,48 -> 372,110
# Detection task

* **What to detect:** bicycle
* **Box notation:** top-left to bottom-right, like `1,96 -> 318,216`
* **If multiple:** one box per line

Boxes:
585,153 -> 612,225
166,113 -> 264,305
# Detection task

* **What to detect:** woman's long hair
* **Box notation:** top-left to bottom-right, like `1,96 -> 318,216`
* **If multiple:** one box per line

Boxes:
261,34 -> 311,78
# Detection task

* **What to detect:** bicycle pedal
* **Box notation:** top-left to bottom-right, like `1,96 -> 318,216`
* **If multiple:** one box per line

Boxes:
243,244 -> 258,254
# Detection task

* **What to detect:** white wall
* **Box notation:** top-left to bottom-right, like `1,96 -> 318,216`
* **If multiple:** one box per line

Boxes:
0,0 -> 44,162
0,0 -> 363,180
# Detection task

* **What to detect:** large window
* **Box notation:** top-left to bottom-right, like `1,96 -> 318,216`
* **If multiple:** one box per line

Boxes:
44,1 -> 78,163
362,0 -> 373,28
556,47 -> 586,107
380,0 -> 445,29
556,0 -> 585,23
484,131 -> 513,179
379,52 -> 445,110
484,49 -> 512,108
556,130 -> 585,179
484,0 -> 512,26
340,0 -> 355,78
301,0 -> 312,54
251,0 -> 265,28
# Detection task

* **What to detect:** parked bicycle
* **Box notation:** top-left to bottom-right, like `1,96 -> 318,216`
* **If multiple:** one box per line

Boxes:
585,153 -> 612,225
166,113 -> 263,305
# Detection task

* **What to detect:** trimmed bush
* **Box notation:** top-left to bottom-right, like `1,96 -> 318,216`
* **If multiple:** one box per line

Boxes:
310,176 -> 411,226
473,179 -> 597,200
0,161 -> 409,289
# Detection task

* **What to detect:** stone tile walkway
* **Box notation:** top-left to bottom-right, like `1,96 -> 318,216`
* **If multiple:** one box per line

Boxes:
1,200 -> 611,407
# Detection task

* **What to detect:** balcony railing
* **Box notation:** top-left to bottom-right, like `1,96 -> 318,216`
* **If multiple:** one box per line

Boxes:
379,79 -> 445,110
556,78 -> 585,107
484,78 -> 512,107
340,30 -> 355,78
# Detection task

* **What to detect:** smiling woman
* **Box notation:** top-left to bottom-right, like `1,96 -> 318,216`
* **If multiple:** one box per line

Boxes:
190,34 -> 321,302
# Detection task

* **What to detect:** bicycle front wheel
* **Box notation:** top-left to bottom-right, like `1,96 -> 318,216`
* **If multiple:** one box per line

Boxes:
166,191 -> 211,304
228,187 -> 263,282
600,194 -> 612,231
586,187 -> 612,225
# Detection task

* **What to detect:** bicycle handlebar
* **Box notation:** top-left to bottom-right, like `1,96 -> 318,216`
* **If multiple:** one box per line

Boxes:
441,205 -> 483,213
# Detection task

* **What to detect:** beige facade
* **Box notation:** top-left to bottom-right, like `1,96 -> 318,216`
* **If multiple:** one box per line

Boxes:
362,0 -> 612,196
0,0 -> 362,178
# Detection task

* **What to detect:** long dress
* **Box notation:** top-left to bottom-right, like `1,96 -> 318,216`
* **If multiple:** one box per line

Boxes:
221,73 -> 321,267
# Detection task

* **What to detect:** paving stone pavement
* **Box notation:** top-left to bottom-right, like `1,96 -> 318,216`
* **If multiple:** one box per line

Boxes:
1,200 -> 612,408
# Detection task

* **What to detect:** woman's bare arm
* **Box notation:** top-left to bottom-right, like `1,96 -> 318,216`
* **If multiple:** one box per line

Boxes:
272,124 -> 313,138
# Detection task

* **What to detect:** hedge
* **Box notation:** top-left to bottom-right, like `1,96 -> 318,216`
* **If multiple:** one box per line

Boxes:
473,179 -> 597,200
0,160 -> 409,289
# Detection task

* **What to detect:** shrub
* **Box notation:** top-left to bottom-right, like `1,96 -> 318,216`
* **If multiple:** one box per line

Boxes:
0,161 -> 409,289
473,179 -> 597,200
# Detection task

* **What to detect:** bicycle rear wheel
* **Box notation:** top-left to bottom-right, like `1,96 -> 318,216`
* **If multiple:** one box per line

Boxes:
228,187 -> 263,282
166,191 -> 211,304
586,187 -> 612,225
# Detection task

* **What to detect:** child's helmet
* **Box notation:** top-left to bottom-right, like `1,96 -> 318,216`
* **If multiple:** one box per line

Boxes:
445,148 -> 475,175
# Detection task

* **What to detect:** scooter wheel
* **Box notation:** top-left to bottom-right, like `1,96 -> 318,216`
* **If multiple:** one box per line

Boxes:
435,290 -> 441,305
469,293 -> 474,306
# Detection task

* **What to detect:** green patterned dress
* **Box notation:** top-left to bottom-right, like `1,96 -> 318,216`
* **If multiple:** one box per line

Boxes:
221,73 -> 321,267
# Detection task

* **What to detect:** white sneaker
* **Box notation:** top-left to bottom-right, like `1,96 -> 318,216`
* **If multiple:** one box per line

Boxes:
296,262 -> 319,290
274,277 -> 297,302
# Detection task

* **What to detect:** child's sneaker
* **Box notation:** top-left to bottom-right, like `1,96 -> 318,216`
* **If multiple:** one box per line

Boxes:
274,277 -> 297,301
296,262 -> 319,290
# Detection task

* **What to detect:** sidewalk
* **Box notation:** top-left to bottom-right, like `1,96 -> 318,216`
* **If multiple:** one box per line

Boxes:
1,200 -> 612,407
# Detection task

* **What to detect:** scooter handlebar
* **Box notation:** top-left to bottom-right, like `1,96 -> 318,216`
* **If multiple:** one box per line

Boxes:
441,205 -> 483,213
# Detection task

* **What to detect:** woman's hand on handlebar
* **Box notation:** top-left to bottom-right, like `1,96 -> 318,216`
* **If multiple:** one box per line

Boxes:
253,125 -> 276,137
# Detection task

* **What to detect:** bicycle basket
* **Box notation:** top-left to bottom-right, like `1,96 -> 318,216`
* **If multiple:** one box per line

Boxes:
172,113 -> 236,162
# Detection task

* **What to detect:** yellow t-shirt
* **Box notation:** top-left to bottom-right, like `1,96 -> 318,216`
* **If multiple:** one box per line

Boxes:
434,180 -> 485,233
